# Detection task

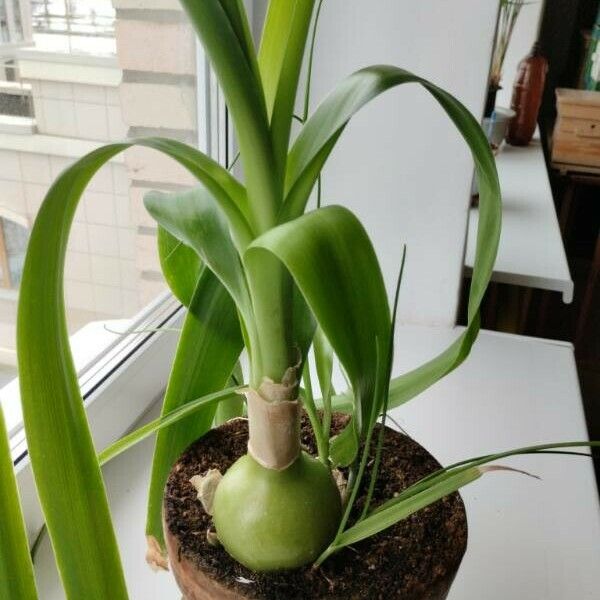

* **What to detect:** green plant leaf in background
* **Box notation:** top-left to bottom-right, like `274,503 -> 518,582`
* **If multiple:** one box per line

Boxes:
314,328 -> 334,404
145,187 -> 252,321
0,406 -> 38,600
329,418 -> 359,468
313,328 -> 334,458
157,226 -> 201,307
213,395 -> 245,426
145,269 -> 243,549
258,0 -> 316,167
247,205 -> 391,436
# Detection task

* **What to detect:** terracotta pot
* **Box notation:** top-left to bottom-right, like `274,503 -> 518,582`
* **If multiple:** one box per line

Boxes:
163,416 -> 467,600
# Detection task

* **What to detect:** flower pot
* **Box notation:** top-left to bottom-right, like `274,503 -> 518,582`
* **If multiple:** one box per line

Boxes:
163,416 -> 468,600
483,106 -> 516,151
484,83 -> 501,118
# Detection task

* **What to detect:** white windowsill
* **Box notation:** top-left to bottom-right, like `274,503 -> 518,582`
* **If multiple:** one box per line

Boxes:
0,80 -> 32,94
0,115 -> 36,135
30,324 -> 600,599
3,291 -> 179,447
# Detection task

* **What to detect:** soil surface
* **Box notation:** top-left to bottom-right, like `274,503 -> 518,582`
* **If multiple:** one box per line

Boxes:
164,415 -> 467,600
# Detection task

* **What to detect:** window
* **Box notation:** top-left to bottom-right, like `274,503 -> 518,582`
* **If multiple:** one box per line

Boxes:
0,212 -> 28,288
30,0 -> 115,55
0,0 -> 213,457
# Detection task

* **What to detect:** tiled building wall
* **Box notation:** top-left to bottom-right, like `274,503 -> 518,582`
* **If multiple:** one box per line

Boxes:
30,80 -> 127,141
114,0 -> 199,293
0,147 -> 139,318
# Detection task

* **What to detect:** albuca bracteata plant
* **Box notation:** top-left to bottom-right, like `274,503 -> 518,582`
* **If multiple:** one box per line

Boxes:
2,1 -> 598,598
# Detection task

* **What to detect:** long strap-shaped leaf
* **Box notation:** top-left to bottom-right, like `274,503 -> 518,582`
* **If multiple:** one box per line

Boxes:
246,205 -> 390,435
320,441 -> 600,560
99,386 -> 243,466
0,406 -> 38,600
18,145 -> 130,600
181,0 -> 280,231
157,226 -> 202,307
258,0 -> 316,168
145,269 -> 243,548
284,65 -> 501,409
16,137 -> 247,599
145,188 -> 252,323
134,138 -> 253,248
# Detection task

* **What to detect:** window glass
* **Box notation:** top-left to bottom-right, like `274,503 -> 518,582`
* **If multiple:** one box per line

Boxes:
0,0 -> 200,418
0,214 -> 29,288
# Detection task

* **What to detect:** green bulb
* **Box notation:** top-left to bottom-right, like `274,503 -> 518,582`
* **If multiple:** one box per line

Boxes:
212,452 -> 342,571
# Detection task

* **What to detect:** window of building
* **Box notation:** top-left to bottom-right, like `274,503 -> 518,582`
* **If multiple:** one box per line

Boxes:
0,212 -> 29,289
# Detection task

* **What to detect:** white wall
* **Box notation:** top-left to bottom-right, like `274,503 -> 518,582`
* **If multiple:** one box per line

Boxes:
255,0 -> 499,326
309,1 -> 501,326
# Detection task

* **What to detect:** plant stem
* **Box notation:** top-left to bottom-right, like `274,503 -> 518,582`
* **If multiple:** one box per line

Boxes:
302,361 -> 328,465
303,0 -> 325,122
316,176 -> 322,208
361,247 -> 406,518
331,345 -> 383,540
247,257 -> 293,386
321,384 -> 331,463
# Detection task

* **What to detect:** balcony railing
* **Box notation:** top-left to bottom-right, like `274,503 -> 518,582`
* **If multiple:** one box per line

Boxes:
31,0 -> 115,38
1,0 -> 115,58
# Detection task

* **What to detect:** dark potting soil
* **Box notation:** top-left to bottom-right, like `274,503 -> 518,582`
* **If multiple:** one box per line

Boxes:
164,415 -> 467,600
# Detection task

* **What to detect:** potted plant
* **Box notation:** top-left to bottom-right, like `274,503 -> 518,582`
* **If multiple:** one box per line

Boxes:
3,1 -> 598,599
486,0 -> 530,117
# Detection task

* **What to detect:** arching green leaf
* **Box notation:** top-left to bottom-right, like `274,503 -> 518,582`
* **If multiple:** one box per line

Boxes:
321,441 -> 600,561
135,137 -> 252,248
247,205 -> 390,435
99,386 -> 242,467
284,65 -> 501,409
157,226 -> 201,307
145,187 -> 251,320
16,136 -> 249,599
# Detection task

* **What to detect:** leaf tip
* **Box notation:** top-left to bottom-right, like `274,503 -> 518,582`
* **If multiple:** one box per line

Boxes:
479,464 -> 541,480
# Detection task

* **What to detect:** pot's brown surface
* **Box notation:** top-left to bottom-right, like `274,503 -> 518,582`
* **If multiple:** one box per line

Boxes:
163,415 -> 468,600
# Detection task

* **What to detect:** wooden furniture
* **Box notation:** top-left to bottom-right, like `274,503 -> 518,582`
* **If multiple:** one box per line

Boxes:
553,89 -> 600,170
552,161 -> 600,352
465,133 -> 573,304
32,325 -> 600,599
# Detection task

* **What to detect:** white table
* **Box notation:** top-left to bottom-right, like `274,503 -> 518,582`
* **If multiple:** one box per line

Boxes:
465,136 -> 574,303
34,326 -> 600,599
392,326 -> 600,599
